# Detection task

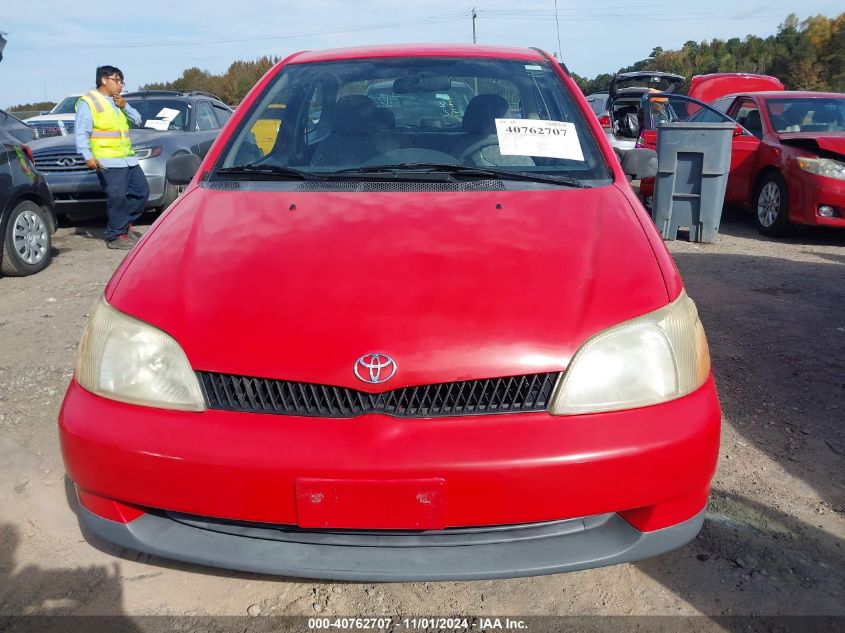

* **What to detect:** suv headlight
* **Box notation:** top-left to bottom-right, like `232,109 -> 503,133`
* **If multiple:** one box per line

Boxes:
134,146 -> 163,160
550,290 -> 710,415
795,157 -> 845,181
76,298 -> 206,411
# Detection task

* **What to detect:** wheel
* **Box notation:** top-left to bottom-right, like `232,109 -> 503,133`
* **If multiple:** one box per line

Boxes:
753,172 -> 791,237
162,179 -> 187,210
1,201 -> 52,276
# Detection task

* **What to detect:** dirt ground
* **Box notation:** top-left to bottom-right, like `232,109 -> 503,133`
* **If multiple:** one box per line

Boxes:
0,207 -> 843,625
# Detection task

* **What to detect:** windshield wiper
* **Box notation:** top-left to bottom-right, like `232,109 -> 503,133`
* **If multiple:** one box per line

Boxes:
214,164 -> 319,180
331,163 -> 588,187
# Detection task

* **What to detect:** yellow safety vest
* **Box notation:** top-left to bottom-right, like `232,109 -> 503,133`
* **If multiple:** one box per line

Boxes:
77,90 -> 134,159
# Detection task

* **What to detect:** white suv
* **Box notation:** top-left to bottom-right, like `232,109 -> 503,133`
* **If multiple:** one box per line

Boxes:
25,94 -> 81,138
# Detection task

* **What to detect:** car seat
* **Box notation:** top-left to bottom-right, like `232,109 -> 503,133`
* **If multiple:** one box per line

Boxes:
742,110 -> 763,138
449,94 -> 533,166
310,95 -> 400,167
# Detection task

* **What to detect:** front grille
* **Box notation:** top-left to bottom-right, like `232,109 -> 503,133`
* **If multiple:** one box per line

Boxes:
33,149 -> 88,172
29,121 -> 71,138
198,371 -> 559,418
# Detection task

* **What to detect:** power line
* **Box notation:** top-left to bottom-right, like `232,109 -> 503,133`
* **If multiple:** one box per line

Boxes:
13,12 -> 471,51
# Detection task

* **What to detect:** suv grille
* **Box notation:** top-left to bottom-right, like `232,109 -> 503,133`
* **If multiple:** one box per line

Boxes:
32,149 -> 88,172
197,371 -> 559,418
29,120 -> 73,138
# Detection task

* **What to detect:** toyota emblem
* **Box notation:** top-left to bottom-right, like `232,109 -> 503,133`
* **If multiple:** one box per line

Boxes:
354,353 -> 397,384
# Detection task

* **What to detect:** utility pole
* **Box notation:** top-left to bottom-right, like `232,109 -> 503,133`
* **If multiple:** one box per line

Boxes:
472,7 -> 477,44
554,0 -> 562,60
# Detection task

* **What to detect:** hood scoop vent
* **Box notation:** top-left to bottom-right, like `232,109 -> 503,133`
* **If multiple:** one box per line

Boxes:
296,180 -> 505,193
206,180 -> 242,190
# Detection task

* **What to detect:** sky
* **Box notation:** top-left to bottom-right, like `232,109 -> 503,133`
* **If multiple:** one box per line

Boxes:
1,0 -> 842,108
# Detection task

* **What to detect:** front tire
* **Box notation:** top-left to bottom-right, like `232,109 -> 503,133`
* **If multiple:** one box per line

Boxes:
162,179 -> 186,210
753,172 -> 791,237
1,201 -> 53,276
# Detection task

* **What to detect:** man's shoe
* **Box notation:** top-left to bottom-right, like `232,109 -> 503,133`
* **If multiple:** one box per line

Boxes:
127,223 -> 143,239
106,234 -> 134,250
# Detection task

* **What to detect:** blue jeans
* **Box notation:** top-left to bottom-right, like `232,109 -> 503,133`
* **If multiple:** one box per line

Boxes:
97,165 -> 149,241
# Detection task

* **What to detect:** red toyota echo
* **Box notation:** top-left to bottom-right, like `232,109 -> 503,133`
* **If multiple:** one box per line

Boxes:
59,44 -> 720,580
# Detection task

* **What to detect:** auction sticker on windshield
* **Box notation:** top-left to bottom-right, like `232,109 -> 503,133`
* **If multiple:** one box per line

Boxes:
495,119 -> 584,161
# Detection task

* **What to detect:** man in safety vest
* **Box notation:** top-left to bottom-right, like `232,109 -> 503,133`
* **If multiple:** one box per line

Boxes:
74,65 -> 149,249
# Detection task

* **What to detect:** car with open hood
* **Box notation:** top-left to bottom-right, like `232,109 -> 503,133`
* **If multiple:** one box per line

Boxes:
638,86 -> 845,235
58,44 -> 720,580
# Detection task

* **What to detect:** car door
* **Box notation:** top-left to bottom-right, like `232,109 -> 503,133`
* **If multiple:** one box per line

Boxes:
640,94 -> 761,206
724,97 -> 764,205
191,101 -> 221,157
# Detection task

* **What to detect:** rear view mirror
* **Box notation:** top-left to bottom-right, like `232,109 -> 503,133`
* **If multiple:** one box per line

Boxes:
621,148 -> 658,180
733,125 -> 744,137
166,153 -> 202,185
393,75 -> 451,94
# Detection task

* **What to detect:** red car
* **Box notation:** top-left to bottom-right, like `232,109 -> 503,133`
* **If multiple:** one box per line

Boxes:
59,44 -> 719,580
639,86 -> 845,236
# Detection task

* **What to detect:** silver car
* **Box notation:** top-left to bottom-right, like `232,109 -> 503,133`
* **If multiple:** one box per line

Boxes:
591,72 -> 685,160
29,90 -> 232,220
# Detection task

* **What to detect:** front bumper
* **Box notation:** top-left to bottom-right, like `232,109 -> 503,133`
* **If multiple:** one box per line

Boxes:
42,169 -> 165,217
78,503 -> 706,581
788,168 -> 845,228
61,374 -> 720,576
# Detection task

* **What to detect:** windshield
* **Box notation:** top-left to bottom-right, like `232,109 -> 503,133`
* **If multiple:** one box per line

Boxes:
51,96 -> 81,114
125,99 -> 191,131
215,57 -> 611,185
766,98 -> 845,133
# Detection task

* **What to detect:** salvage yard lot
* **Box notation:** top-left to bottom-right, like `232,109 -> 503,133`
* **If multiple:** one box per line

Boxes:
0,209 -> 843,619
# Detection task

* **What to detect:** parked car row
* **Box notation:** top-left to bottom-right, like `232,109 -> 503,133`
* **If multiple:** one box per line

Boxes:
29,90 -> 233,220
635,75 -> 844,235
586,71 -> 844,235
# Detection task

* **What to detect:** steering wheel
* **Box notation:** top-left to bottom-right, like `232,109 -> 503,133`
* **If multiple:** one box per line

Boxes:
457,136 -> 501,163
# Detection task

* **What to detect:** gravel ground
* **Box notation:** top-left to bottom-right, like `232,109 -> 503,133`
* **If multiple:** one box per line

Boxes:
0,207 -> 843,624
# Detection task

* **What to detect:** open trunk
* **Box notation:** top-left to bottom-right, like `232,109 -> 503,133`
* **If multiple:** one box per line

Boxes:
609,72 -> 685,142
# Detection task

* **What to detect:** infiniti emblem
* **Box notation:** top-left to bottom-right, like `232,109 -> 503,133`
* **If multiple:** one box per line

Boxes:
354,353 -> 397,384
57,157 -> 78,167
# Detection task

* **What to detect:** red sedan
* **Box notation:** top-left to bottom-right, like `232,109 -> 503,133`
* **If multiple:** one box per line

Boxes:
640,89 -> 845,236
59,44 -> 720,580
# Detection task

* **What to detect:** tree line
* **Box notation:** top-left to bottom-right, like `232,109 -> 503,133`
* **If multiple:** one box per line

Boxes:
6,12 -> 843,112
572,13 -> 845,95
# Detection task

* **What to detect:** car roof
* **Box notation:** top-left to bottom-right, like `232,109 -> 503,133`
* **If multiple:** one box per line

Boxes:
122,90 -> 226,102
721,90 -> 845,100
286,44 -> 550,65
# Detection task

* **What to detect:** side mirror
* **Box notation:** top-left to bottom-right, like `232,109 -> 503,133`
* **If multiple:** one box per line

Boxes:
733,124 -> 744,137
621,148 -> 658,180
166,153 -> 202,185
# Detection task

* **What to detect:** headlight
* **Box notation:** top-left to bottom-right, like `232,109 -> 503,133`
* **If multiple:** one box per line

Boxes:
795,157 -> 845,181
76,298 -> 206,411
550,290 -> 710,415
134,146 -> 163,160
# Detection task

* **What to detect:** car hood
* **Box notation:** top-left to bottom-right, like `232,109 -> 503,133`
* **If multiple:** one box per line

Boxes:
779,133 -> 845,159
29,128 -> 174,152
108,185 -> 669,390
25,113 -> 75,122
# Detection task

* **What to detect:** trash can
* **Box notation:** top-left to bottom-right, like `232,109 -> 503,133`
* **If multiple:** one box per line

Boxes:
652,122 -> 734,243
